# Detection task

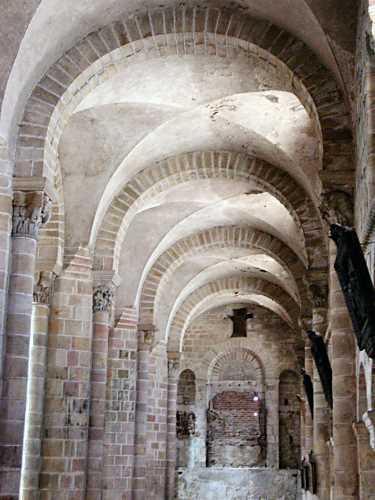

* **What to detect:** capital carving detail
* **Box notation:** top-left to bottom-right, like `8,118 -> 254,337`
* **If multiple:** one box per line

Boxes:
12,191 -> 52,239
320,190 -> 353,227
168,359 -> 180,378
137,324 -> 156,350
167,351 -> 181,378
33,271 -> 55,305
93,285 -> 113,313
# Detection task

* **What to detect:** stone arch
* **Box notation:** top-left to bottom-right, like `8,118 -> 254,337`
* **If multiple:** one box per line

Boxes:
168,276 -> 300,351
93,151 -> 323,273
14,5 -> 351,189
138,225 -> 308,327
13,6 -> 350,276
208,347 -> 264,390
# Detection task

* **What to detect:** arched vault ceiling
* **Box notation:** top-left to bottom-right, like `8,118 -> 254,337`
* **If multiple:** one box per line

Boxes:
0,0 -> 357,137
151,259 -> 300,337
59,89 -> 319,250
166,276 -> 300,351
116,192 -> 306,307
92,93 -> 319,244
132,224 -> 309,337
187,298 -> 293,337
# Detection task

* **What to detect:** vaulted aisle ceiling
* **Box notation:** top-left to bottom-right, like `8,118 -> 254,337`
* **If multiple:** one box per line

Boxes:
3,1 -> 356,354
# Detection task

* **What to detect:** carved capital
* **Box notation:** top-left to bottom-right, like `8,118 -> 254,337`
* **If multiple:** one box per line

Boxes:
138,323 -> 156,350
12,191 -> 52,239
93,285 -> 113,313
168,351 -> 181,378
33,271 -> 55,305
320,190 -> 353,227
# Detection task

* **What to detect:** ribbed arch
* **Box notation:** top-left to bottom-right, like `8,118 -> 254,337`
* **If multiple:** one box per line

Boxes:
16,5 -> 351,191
167,276 -> 300,351
93,151 -> 322,272
208,347 -> 264,390
137,225 -> 309,325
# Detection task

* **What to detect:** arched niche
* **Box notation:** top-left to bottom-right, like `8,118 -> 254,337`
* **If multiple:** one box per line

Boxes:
206,348 -> 266,468
177,369 -> 196,407
176,369 -> 197,468
279,370 -> 301,469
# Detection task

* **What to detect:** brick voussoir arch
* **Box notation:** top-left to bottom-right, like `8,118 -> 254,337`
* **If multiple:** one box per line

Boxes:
94,150 -> 322,272
138,225 -> 309,324
207,347 -> 264,389
14,6 -> 350,249
184,338 -> 267,383
167,276 -> 300,351
15,5 -> 352,180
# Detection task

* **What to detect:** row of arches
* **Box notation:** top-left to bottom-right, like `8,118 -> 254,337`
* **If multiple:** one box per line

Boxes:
176,352 -> 300,471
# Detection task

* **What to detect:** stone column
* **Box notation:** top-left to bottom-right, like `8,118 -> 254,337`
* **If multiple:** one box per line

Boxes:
39,247 -> 93,499
309,278 -> 330,500
166,352 -> 180,500
267,376 -> 279,468
322,190 -> 358,499
86,282 -> 114,500
19,272 -> 54,500
102,306 -> 138,500
353,420 -> 375,499
132,325 -> 154,500
0,181 -> 51,499
304,340 -> 314,455
196,378 -> 208,467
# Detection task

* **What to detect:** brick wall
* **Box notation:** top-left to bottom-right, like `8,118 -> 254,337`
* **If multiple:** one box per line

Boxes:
207,391 -> 264,467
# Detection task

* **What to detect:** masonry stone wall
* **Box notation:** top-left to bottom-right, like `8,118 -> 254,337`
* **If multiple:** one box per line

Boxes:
179,305 -> 301,473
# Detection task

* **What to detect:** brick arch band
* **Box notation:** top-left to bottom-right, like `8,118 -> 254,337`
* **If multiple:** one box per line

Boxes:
15,5 -> 351,184
138,225 -> 309,326
185,338 -> 266,386
14,5 -> 351,272
167,276 -> 300,351
208,347 -> 264,390
94,150 -> 322,273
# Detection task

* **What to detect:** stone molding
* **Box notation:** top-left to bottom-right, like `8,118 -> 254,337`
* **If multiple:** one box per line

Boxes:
33,271 -> 55,305
93,285 -> 114,313
12,190 -> 52,239
93,270 -> 121,289
320,190 -> 353,227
